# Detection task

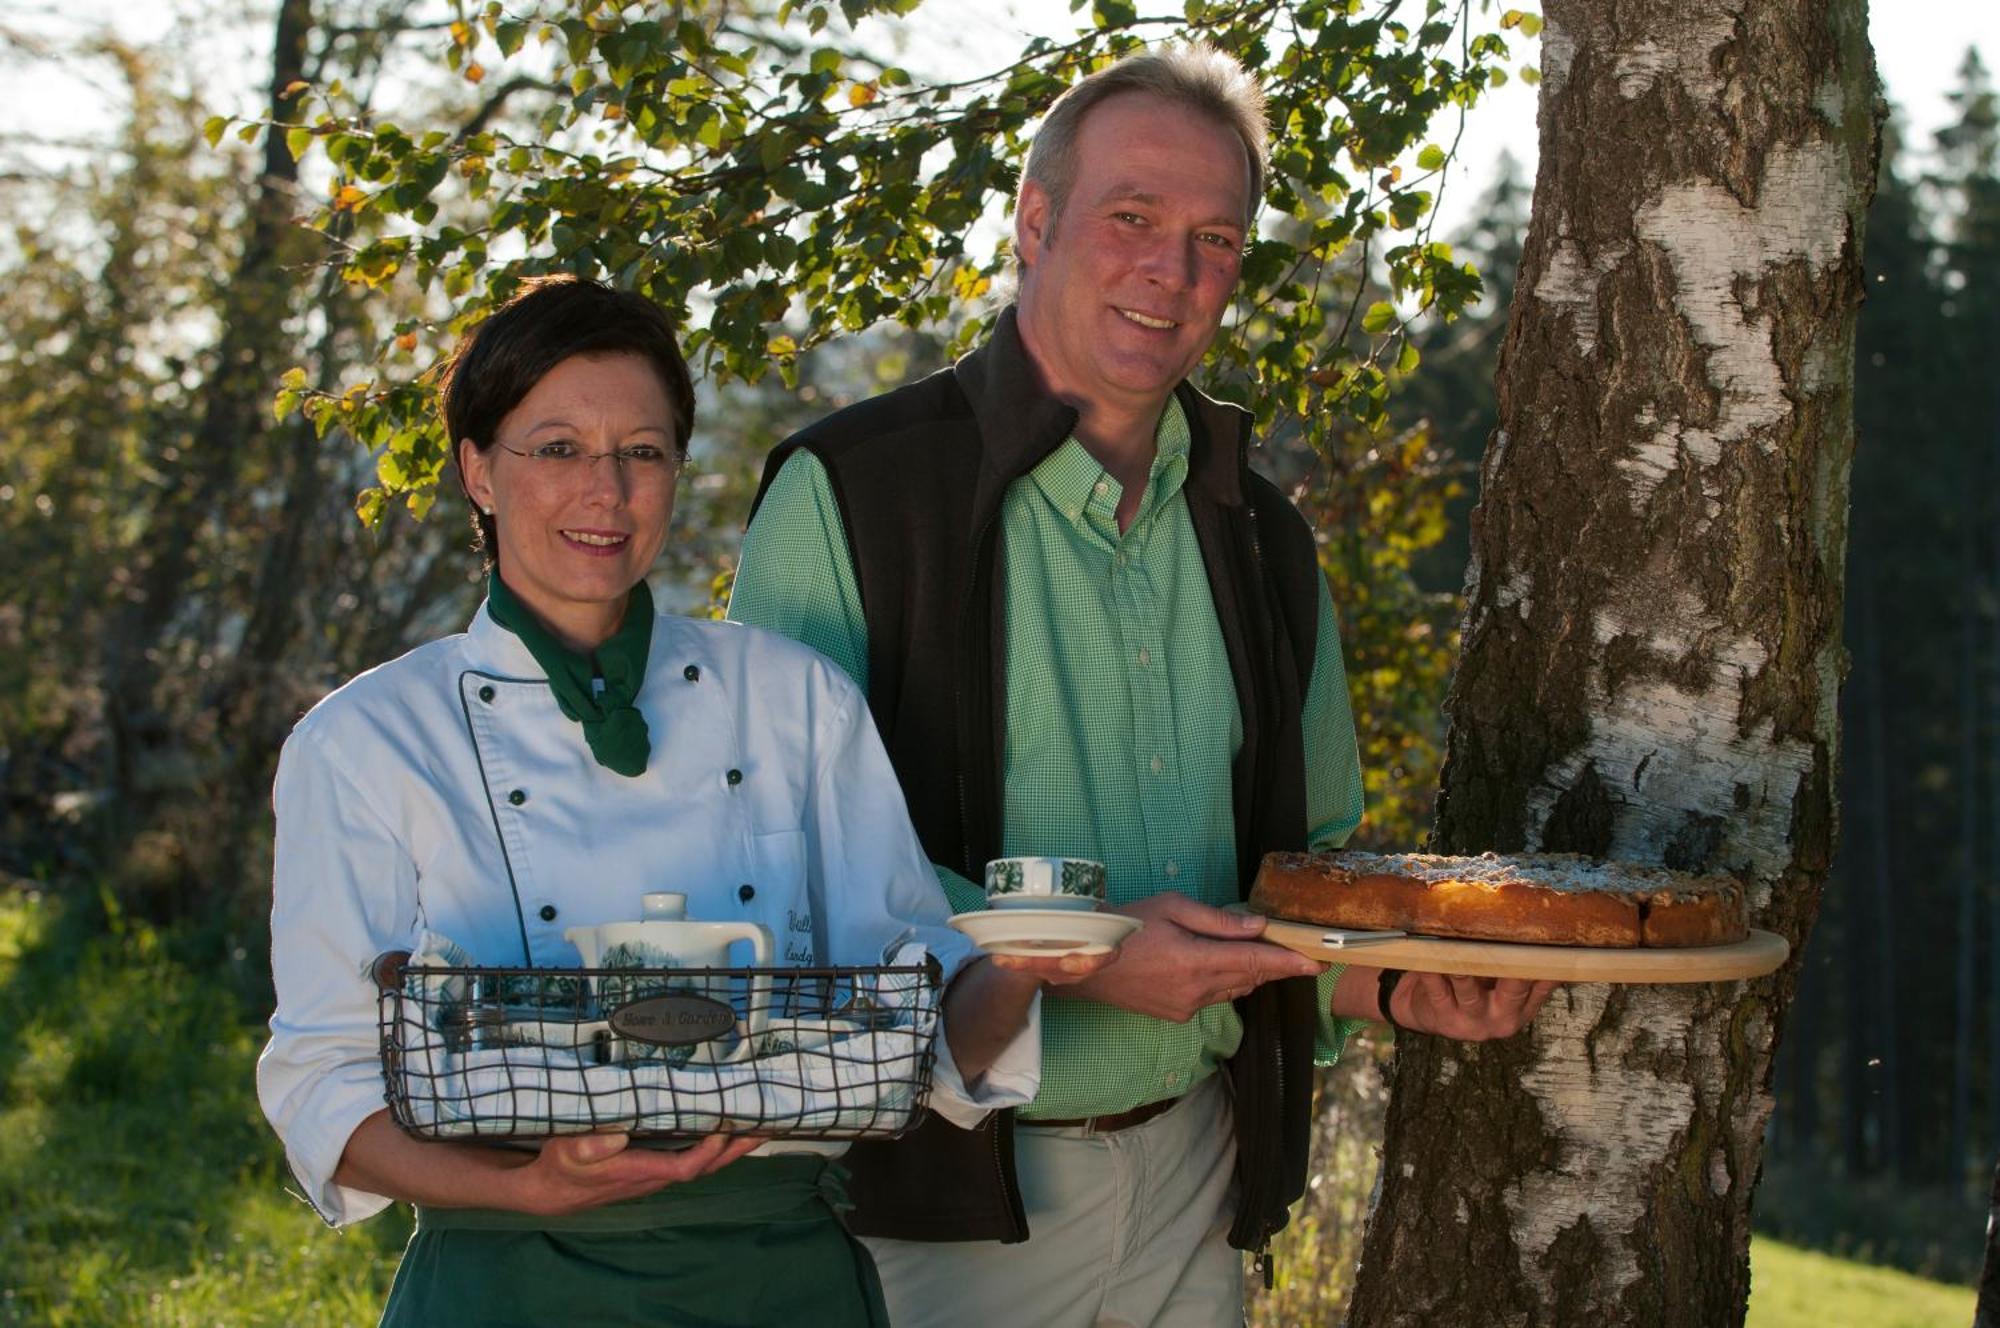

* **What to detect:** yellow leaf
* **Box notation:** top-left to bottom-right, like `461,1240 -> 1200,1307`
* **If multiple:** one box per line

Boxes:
465,61 -> 486,84
603,102 -> 625,121
396,331 -> 418,352
846,82 -> 877,107
449,20 -> 473,45
333,184 -> 367,211
280,79 -> 310,99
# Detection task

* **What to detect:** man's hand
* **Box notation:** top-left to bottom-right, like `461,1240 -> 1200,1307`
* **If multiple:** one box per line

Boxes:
989,949 -> 1119,985
1059,894 -> 1325,1023
1387,972 -> 1558,1042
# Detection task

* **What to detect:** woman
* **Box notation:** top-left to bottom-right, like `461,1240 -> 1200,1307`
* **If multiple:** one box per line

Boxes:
257,277 -> 1100,1326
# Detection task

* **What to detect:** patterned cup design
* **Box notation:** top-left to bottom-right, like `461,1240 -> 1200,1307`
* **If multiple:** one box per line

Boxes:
983,857 -> 1106,904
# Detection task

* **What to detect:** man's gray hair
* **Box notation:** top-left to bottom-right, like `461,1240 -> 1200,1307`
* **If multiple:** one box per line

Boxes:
1021,44 -> 1268,231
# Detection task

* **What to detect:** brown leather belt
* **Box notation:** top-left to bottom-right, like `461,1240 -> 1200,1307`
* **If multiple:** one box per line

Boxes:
1020,1094 -> 1182,1134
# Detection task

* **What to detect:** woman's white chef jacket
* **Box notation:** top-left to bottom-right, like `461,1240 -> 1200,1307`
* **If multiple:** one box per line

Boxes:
257,603 -> 1039,1226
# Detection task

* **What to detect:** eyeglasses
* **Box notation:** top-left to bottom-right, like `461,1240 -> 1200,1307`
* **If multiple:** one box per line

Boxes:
492,440 -> 689,483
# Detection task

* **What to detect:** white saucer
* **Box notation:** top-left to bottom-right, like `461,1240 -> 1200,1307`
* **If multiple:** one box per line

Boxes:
949,909 -> 1142,957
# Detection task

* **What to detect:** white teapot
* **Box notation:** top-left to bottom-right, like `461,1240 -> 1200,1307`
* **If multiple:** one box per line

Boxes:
567,892 -> 775,1063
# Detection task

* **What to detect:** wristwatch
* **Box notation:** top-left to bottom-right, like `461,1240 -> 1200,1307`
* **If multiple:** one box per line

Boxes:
1377,967 -> 1408,1032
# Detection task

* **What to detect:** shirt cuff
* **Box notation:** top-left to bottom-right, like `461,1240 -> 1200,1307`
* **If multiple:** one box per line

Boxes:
1311,962 -> 1360,1066
256,1043 -> 394,1227
923,990 -> 1043,1129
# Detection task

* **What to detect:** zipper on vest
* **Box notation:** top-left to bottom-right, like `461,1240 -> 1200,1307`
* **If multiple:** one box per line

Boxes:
954,505 -> 1004,880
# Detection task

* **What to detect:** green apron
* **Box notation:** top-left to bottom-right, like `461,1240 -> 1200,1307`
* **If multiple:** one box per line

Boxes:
378,1154 -> 888,1328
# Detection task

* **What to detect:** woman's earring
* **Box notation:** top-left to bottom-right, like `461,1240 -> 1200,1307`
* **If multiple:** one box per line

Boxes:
481,506 -> 493,516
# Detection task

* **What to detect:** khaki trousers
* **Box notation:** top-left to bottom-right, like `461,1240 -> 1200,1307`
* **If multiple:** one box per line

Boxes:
863,1076 -> 1243,1328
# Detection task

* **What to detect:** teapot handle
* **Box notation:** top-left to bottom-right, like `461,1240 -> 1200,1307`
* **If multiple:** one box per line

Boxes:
708,923 -> 775,1062
708,921 -> 775,968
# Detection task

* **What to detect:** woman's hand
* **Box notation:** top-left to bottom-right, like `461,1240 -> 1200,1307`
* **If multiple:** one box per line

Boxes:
512,1131 -> 766,1217
332,1110 -> 762,1217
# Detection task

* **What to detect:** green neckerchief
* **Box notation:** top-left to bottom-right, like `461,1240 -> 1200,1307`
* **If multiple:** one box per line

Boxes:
485,572 -> 653,777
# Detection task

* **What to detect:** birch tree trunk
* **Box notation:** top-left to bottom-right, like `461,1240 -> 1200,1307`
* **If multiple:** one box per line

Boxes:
1348,1 -> 1879,1322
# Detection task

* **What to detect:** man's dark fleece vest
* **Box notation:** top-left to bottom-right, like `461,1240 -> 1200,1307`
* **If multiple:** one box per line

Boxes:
748,308 -> 1323,1253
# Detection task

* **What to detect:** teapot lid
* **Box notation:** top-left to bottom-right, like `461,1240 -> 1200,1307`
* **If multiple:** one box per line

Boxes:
641,891 -> 687,921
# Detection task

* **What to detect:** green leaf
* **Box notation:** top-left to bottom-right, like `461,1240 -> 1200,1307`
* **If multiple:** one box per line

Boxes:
285,125 -> 313,163
202,115 -> 229,149
1416,144 -> 1446,171
1362,301 -> 1397,335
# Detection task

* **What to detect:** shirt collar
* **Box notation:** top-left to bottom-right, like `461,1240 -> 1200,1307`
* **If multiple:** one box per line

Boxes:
463,600 -> 547,679
1028,394 -> 1193,533
953,305 -> 1253,510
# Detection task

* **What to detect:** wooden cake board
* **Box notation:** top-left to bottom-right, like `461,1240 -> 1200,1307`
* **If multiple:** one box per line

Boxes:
1252,914 -> 1789,983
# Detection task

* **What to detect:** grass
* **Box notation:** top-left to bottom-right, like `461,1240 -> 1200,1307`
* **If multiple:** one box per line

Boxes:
1748,1238 -> 1974,1327
0,885 -> 1980,1326
0,888 -> 406,1327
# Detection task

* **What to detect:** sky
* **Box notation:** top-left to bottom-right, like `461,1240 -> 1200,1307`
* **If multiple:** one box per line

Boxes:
7,1 -> 1996,250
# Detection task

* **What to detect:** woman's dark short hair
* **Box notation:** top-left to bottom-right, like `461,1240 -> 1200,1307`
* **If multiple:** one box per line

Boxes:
440,276 -> 695,559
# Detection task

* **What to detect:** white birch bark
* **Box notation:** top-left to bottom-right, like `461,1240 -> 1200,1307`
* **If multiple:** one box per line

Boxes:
1349,1 -> 1879,1322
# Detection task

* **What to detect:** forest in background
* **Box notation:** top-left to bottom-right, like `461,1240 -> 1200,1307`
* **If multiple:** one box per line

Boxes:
0,0 -> 1996,1302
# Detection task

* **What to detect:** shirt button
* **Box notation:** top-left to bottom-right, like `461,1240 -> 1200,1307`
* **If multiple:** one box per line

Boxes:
1150,755 -> 1164,775
508,788 -> 528,806
1114,552 -> 1128,568
538,903 -> 558,922
1164,860 -> 1180,878
684,664 -> 700,682
726,768 -> 743,786
1093,480 -> 1110,496
477,685 -> 496,703
1137,647 -> 1151,667
738,884 -> 756,903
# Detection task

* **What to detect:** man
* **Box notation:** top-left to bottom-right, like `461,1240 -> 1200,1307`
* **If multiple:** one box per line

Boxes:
730,45 -> 1555,1327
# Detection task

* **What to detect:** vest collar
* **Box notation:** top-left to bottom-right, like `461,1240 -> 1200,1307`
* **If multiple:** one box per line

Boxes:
952,305 -> 1254,511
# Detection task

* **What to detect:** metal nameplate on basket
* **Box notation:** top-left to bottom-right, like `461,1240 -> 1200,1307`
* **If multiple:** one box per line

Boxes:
607,993 -> 737,1047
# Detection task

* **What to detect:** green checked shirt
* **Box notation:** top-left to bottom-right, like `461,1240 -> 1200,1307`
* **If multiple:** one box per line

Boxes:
729,395 -> 1367,1119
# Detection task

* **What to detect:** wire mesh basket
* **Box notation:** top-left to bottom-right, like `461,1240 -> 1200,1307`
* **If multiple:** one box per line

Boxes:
373,952 -> 941,1142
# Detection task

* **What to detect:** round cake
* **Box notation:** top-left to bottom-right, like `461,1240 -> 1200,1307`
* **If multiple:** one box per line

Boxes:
1248,850 -> 1747,948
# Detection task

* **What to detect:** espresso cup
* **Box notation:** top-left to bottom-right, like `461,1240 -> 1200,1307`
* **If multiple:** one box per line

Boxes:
983,856 -> 1106,911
